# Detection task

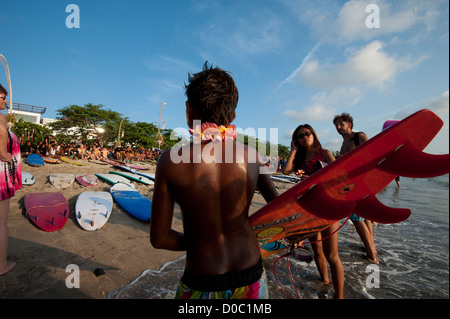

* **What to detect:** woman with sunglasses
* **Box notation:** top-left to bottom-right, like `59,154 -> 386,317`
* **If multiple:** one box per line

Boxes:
282,124 -> 344,299
0,83 -> 22,275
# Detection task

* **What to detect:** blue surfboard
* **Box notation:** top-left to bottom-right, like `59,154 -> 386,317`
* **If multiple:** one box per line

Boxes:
26,154 -> 45,167
110,182 -> 151,222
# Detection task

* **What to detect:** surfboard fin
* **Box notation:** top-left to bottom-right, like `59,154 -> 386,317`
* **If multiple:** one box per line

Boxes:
297,184 -> 355,221
297,184 -> 411,224
378,143 -> 449,178
353,194 -> 411,224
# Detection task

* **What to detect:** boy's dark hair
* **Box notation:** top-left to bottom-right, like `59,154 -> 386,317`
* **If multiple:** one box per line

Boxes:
333,112 -> 354,129
0,83 -> 8,96
185,61 -> 238,125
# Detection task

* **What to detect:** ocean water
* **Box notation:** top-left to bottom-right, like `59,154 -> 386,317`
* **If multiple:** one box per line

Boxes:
107,174 -> 449,299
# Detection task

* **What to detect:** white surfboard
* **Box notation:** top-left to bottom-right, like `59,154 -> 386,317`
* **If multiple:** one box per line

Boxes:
75,191 -> 113,231
49,173 -> 75,189
22,171 -> 36,185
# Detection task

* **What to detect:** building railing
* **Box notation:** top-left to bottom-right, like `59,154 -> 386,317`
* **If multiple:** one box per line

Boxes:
2,102 -> 47,115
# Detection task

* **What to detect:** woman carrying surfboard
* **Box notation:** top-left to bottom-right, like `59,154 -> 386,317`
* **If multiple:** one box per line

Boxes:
150,62 -> 278,299
281,124 -> 344,299
0,83 -> 22,275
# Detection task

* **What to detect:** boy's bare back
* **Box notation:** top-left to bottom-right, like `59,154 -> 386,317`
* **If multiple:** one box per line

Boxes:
151,141 -> 277,276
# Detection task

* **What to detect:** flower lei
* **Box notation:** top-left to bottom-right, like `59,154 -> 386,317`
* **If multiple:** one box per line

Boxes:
189,122 -> 238,144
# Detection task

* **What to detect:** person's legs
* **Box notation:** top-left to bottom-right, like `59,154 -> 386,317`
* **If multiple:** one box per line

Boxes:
322,222 -> 344,299
0,198 -> 15,275
310,233 -> 330,285
353,220 -> 378,264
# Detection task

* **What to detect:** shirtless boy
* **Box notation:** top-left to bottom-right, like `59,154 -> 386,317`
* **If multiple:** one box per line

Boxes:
150,62 -> 278,299
333,112 -> 379,264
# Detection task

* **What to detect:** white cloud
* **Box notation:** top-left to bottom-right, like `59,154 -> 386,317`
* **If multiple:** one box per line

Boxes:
282,86 -> 362,122
290,0 -> 448,45
278,42 -> 321,88
279,40 -> 427,123
298,41 -> 426,90
394,91 -> 449,120
428,90 -> 449,116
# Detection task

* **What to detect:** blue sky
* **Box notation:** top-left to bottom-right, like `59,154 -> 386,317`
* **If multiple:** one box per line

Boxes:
1,0 -> 448,154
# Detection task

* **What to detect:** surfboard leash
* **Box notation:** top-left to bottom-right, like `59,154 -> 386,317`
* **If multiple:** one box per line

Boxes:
273,215 -> 351,299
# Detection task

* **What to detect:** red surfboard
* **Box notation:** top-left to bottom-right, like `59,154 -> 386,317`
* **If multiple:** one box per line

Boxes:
251,109 -> 449,258
25,193 -> 70,232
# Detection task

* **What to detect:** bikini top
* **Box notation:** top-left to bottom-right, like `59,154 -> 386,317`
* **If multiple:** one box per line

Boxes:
303,150 -> 327,175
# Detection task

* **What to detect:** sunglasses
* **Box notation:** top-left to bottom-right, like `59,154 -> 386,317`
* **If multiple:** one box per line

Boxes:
0,96 -> 6,101
297,131 -> 312,139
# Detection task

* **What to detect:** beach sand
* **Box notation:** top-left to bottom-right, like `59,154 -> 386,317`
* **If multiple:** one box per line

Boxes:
0,158 -> 290,299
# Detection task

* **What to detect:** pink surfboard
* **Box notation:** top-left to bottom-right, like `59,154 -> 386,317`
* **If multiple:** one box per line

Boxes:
125,163 -> 148,170
76,174 -> 99,187
25,193 -> 70,232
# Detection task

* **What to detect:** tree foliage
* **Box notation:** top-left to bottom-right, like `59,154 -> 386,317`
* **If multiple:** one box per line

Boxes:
9,103 -> 292,154
46,103 -> 180,149
10,119 -> 52,143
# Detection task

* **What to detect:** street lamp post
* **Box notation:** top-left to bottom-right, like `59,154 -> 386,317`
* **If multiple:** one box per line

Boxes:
0,53 -> 13,113
157,102 -> 166,149
116,117 -> 125,148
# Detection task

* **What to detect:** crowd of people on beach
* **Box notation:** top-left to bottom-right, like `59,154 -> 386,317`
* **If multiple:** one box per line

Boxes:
20,135 -> 161,164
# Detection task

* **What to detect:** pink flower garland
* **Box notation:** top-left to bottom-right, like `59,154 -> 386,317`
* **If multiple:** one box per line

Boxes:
189,122 -> 238,144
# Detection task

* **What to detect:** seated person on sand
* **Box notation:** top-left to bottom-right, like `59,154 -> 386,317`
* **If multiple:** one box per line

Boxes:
88,146 -> 102,160
47,141 -> 60,158
100,148 -> 110,160
35,140 -> 48,156
20,140 -> 35,157
77,143 -> 89,160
